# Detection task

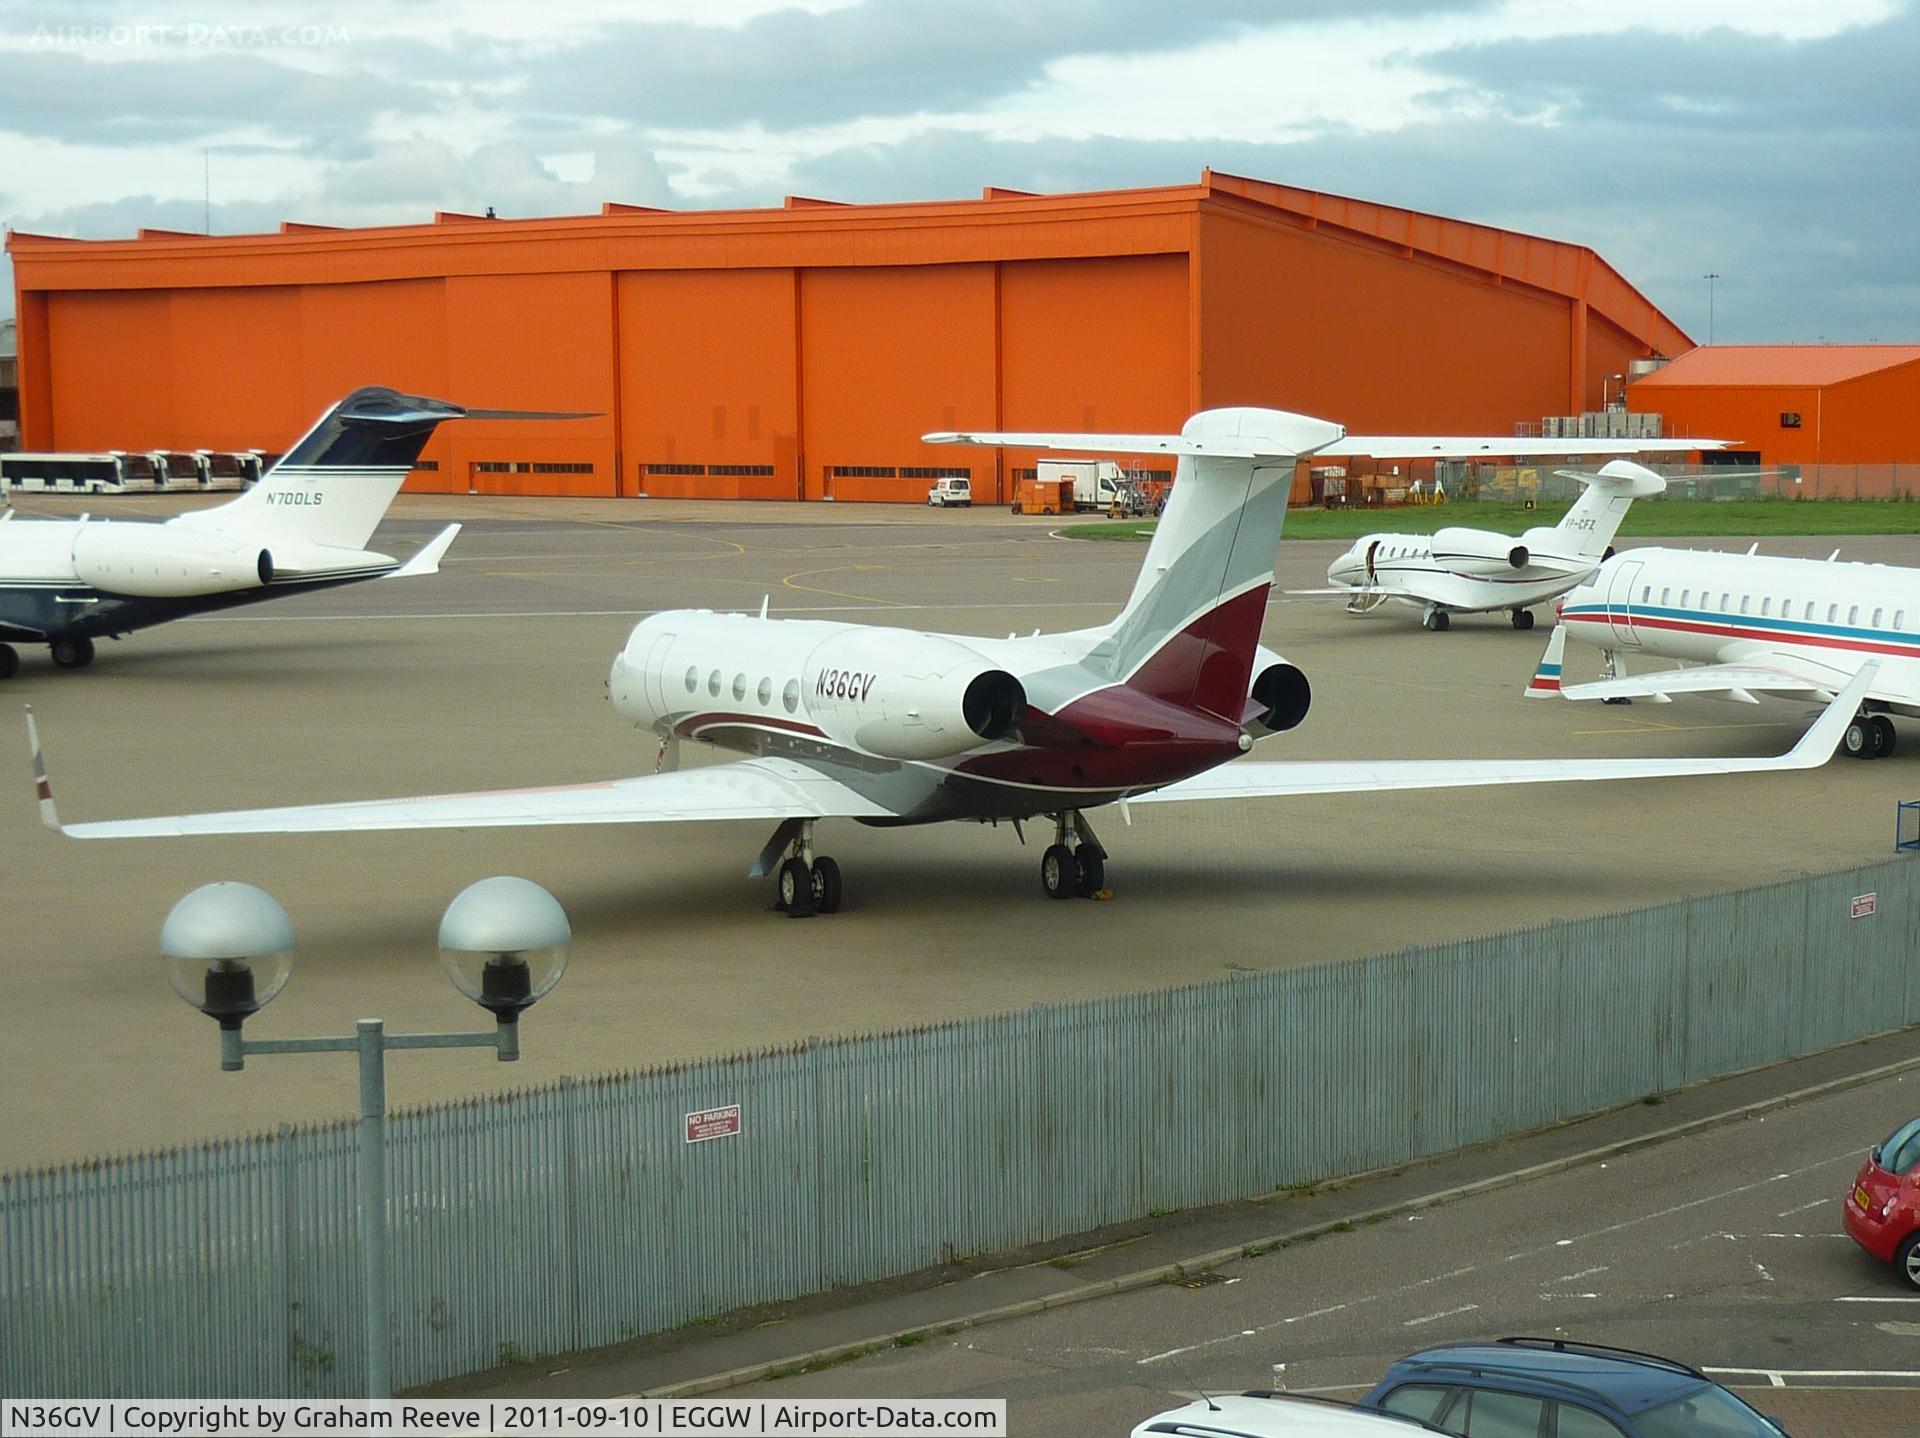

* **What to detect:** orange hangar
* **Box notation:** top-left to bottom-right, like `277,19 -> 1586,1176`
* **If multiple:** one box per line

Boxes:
7,170 -> 1691,503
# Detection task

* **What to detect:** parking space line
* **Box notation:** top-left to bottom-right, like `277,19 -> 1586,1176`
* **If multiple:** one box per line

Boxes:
1404,1304 -> 1479,1327
1834,1296 -> 1920,1304
1776,1197 -> 1832,1217
1705,1367 -> 1920,1388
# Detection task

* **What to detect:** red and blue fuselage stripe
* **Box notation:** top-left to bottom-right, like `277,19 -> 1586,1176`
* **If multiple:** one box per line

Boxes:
1561,603 -> 1920,661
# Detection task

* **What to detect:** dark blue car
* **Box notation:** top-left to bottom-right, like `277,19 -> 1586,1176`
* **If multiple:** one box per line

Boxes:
1357,1338 -> 1789,1436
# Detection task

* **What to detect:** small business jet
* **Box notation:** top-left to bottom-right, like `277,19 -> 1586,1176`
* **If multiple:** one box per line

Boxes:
1528,545 -> 1920,759
27,406 -> 1867,915
0,385 -> 573,677
1313,458 -> 1691,632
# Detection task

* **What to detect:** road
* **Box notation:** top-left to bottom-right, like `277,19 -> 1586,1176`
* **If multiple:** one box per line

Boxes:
725,1062 -> 1920,1434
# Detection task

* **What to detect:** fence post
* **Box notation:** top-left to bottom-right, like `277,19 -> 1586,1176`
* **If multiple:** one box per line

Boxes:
276,1123 -> 294,1396
808,1036 -> 827,1292
560,1076 -> 581,1356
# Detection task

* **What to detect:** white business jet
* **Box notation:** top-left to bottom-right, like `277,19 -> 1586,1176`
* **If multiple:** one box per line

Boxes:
1314,459 -> 1691,632
27,407 -> 1867,915
0,386 -> 578,677
1527,544 -> 1920,759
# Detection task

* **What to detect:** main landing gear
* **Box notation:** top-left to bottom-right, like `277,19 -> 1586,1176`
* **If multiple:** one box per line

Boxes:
1510,608 -> 1536,631
1040,809 -> 1109,900
1842,713 -> 1897,760
50,636 -> 95,670
1421,605 -> 1451,632
760,818 -> 843,918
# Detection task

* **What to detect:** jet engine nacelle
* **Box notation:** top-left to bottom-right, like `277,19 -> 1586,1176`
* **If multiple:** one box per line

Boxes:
802,629 -> 1026,760
70,524 -> 270,598
1246,646 -> 1311,736
1431,526 -> 1528,572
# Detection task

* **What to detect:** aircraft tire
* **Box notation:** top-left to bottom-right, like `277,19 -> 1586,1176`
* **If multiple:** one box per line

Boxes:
810,856 -> 843,914
1871,716 -> 1897,758
1073,849 -> 1105,897
50,635 -> 95,670
49,633 -> 94,668
1844,718 -> 1872,759
777,857 -> 816,917
1512,609 -> 1535,631
1040,844 -> 1075,900
1422,610 -> 1451,632
0,644 -> 17,680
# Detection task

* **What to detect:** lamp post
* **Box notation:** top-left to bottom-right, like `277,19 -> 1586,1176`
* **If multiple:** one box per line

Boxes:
1703,271 -> 1720,344
162,876 -> 571,1399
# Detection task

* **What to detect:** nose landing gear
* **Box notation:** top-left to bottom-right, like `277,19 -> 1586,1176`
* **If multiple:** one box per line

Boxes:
1040,809 -> 1108,900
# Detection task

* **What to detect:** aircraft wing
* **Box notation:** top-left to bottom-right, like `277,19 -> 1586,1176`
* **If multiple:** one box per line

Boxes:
1561,653 -> 1860,706
26,713 -> 891,838
1130,665 -> 1867,805
390,523 -> 461,579
1325,437 -> 1730,458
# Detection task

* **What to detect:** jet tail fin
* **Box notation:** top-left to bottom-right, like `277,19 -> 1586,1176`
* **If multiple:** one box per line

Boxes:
932,408 -> 1346,716
1534,459 -> 1665,561
1526,623 -> 1568,698
173,388 -> 587,552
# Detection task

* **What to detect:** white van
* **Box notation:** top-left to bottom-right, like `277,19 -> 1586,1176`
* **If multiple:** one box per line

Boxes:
926,476 -> 972,507
1130,1392 -> 1437,1437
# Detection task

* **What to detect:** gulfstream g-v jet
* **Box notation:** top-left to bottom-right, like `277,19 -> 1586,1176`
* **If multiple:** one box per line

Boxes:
27,407 -> 1867,916
0,386 -> 581,678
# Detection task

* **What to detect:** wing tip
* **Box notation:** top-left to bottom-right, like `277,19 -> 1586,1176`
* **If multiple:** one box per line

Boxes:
23,703 -> 61,832
1789,661 -> 1877,766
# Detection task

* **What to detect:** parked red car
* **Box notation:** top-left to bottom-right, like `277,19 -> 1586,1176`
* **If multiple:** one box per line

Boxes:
1843,1114 -> 1920,1290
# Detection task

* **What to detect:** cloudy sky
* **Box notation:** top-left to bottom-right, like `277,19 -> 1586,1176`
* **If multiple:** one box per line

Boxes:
2,0 -> 1914,343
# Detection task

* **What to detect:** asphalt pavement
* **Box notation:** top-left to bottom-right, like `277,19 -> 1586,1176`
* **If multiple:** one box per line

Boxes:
428,1026 -> 1920,1436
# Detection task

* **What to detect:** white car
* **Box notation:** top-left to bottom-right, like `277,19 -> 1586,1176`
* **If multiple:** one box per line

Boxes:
926,476 -> 972,507
1130,1391 -> 1440,1436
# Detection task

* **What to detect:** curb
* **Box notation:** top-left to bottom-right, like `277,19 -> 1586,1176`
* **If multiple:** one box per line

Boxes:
636,1044 -> 1920,1399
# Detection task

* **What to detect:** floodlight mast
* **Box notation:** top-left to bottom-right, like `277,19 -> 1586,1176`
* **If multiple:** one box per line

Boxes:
160,877 -> 571,1398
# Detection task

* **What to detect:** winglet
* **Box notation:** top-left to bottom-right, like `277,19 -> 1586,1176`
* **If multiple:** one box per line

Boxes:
24,705 -> 61,831
1525,624 -> 1568,699
1781,662 -> 1875,768
390,523 -> 461,579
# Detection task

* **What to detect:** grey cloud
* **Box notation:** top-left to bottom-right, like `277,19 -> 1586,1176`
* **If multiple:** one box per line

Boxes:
510,0 -> 1498,131
1414,8 -> 1920,135
0,48 -> 436,147
760,116 -> 1918,345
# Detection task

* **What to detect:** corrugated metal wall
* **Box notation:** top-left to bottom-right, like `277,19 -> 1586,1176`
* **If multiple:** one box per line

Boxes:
5,860 -> 1916,1397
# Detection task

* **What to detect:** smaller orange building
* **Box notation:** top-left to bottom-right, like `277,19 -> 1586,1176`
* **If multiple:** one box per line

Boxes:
1628,345 -> 1920,467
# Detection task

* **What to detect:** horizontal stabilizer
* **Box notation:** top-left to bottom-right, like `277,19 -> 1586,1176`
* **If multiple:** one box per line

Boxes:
1327,436 -> 1731,459
926,407 -> 1346,461
459,407 -> 601,421
1554,459 -> 1667,497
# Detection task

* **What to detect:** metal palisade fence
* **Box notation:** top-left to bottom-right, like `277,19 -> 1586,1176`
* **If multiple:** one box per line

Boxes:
5,859 -> 1918,1397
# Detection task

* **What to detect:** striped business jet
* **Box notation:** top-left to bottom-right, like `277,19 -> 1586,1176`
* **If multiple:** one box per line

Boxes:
29,406 -> 1870,915
1528,544 -> 1920,758
0,386 -> 579,678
